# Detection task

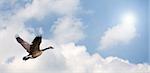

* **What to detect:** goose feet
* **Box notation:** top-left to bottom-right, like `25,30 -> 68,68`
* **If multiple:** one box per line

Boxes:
23,55 -> 31,61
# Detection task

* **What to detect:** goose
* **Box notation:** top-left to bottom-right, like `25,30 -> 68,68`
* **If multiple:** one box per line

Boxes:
15,35 -> 54,61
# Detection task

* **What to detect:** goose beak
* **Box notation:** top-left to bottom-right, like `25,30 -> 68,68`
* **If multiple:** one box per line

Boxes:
48,46 -> 54,49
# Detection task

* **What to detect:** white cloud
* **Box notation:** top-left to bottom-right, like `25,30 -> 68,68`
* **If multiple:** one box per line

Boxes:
0,21 -> 32,59
52,16 -> 85,44
0,0 -> 82,60
0,0 -> 149,73
0,43 -> 149,73
100,21 -> 136,49
15,0 -> 80,21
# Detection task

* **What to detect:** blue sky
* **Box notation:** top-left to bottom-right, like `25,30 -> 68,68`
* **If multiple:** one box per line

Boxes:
16,0 -> 149,64
0,0 -> 149,73
79,0 -> 149,64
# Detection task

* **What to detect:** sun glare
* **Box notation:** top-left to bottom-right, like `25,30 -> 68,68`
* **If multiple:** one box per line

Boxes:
122,12 -> 136,24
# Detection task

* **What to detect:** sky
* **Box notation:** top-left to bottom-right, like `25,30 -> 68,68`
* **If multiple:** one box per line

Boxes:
80,0 -> 149,64
0,0 -> 149,73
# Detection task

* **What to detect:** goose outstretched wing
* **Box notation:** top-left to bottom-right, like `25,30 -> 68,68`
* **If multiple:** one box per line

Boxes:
16,36 -> 30,53
30,36 -> 42,52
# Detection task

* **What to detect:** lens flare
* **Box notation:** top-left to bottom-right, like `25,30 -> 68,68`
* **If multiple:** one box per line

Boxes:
122,13 -> 136,24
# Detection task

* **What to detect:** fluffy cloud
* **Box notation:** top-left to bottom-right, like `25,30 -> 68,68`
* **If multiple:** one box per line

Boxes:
0,43 -> 149,73
52,16 -> 85,44
100,22 -> 136,49
16,0 -> 80,21
0,0 -> 149,73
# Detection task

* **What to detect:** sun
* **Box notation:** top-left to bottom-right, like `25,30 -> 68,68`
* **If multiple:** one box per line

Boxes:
121,12 -> 136,24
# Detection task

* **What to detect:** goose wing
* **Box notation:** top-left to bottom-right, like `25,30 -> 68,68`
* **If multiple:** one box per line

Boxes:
30,36 -> 42,52
16,36 -> 30,53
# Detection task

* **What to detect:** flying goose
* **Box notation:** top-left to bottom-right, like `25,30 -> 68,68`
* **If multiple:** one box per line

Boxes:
15,35 -> 54,61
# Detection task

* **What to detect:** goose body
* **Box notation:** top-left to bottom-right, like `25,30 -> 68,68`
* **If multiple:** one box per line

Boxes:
16,35 -> 54,61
